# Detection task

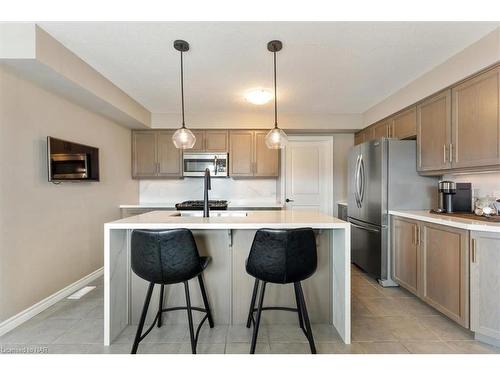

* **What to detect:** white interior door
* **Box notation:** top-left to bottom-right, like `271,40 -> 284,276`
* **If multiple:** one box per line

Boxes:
283,136 -> 333,215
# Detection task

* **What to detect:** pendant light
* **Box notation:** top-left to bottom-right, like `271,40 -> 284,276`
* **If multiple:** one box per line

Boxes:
172,40 -> 196,149
265,40 -> 288,149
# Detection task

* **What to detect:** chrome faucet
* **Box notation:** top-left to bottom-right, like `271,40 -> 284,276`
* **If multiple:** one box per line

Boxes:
203,168 -> 211,217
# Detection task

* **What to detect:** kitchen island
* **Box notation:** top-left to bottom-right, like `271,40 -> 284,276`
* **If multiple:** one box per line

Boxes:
104,210 -> 351,346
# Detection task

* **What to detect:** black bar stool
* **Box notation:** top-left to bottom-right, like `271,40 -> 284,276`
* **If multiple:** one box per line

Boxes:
246,228 -> 317,354
130,229 -> 214,354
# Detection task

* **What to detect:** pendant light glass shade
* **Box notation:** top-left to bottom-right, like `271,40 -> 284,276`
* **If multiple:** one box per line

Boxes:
172,39 -> 196,149
265,127 -> 288,149
266,40 -> 288,149
172,126 -> 196,149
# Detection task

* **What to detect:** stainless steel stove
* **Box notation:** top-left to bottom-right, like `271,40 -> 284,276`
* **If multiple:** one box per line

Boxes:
175,200 -> 228,211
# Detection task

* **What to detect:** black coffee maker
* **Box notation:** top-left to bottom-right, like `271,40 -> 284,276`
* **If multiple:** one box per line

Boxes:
437,181 -> 457,213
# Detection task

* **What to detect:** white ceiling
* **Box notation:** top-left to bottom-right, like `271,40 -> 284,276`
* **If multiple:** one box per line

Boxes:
39,22 -> 499,115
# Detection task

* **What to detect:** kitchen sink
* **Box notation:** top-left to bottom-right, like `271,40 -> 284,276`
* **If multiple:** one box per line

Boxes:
172,211 -> 248,217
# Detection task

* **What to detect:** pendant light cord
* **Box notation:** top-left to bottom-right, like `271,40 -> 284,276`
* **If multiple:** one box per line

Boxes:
180,50 -> 185,128
273,50 -> 278,128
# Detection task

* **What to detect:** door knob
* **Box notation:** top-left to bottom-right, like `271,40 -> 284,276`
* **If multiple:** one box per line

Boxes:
285,198 -> 294,203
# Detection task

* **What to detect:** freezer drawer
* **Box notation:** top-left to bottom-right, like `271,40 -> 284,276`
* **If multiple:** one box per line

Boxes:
349,218 -> 383,279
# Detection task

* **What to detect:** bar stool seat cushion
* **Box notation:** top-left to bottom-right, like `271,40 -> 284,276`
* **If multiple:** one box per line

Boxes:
245,228 -> 317,284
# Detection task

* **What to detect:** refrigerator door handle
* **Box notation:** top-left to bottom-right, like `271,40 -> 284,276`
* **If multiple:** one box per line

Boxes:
349,221 -> 380,233
359,155 -> 365,205
354,154 -> 361,207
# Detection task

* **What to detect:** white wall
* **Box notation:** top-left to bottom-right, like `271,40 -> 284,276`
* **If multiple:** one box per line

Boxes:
442,172 -> 500,200
140,178 -> 279,205
363,27 -> 500,126
0,66 -> 138,321
152,112 -> 363,131
332,134 -> 354,214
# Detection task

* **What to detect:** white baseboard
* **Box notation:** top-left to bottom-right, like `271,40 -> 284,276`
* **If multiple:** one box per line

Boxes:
0,267 -> 104,336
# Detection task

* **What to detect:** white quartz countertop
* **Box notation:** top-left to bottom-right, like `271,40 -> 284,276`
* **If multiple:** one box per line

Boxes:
389,210 -> 500,233
119,202 -> 284,209
106,210 -> 349,230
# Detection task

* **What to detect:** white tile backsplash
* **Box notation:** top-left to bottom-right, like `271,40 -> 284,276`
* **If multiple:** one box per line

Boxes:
443,172 -> 500,199
139,178 -> 279,205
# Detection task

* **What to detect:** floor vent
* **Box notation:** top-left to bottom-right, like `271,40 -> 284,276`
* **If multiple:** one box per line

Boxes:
67,286 -> 96,300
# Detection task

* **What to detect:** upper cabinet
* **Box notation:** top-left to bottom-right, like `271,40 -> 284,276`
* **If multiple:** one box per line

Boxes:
357,64 -> 500,174
190,130 -> 228,152
391,106 -> 417,139
132,130 -> 182,179
452,66 -> 500,169
417,90 -> 452,172
417,66 -> 500,174
132,131 -> 157,177
372,119 -> 391,139
229,130 -> 279,177
354,131 -> 364,145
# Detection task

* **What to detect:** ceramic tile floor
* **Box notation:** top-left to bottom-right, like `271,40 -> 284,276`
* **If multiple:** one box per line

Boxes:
1,265 -> 499,354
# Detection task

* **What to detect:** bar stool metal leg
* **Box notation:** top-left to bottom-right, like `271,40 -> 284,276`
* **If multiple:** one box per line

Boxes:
294,283 -> 305,332
184,281 -> 197,354
250,281 -> 266,354
296,282 -> 316,354
158,284 -> 165,328
197,274 -> 214,328
246,279 -> 260,328
131,282 -> 155,354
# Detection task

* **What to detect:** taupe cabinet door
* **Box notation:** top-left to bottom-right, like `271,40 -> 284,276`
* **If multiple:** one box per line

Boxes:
132,131 -> 182,178
417,90 -> 452,172
420,222 -> 469,328
254,131 -> 279,176
157,131 -> 182,177
392,217 -> 419,295
372,120 -> 390,139
470,231 -> 500,340
205,131 -> 228,152
190,130 -> 205,151
229,131 -> 254,176
229,130 -> 279,177
354,132 -> 364,145
452,67 -> 500,168
392,106 -> 417,139
190,130 -> 228,152
132,131 -> 157,177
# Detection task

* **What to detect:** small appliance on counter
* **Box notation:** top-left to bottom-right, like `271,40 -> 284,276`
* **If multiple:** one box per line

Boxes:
175,200 -> 228,211
432,181 -> 472,214
436,180 -> 456,213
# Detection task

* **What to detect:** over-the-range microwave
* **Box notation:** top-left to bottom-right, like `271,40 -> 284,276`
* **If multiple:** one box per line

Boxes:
183,152 -> 228,177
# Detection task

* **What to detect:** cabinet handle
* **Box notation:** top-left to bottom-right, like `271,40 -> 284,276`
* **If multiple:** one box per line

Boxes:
417,226 -> 420,246
449,143 -> 453,163
471,239 -> 476,263
443,144 -> 447,164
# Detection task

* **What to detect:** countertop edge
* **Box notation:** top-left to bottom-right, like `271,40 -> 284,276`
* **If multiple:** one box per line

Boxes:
389,210 -> 500,233
119,203 -> 285,209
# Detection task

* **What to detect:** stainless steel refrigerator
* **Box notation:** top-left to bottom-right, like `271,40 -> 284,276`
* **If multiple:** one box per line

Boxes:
348,139 -> 438,286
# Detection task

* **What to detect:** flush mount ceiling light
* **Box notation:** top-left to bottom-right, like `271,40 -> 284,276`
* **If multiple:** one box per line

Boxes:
244,89 -> 273,105
265,40 -> 288,149
172,39 -> 196,149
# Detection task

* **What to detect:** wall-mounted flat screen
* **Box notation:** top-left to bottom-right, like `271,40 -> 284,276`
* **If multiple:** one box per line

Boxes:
47,137 -> 99,182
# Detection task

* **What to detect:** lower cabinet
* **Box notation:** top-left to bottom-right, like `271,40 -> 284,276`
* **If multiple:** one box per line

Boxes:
420,222 -> 469,328
392,217 -> 419,295
470,231 -> 500,342
391,217 -> 469,328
